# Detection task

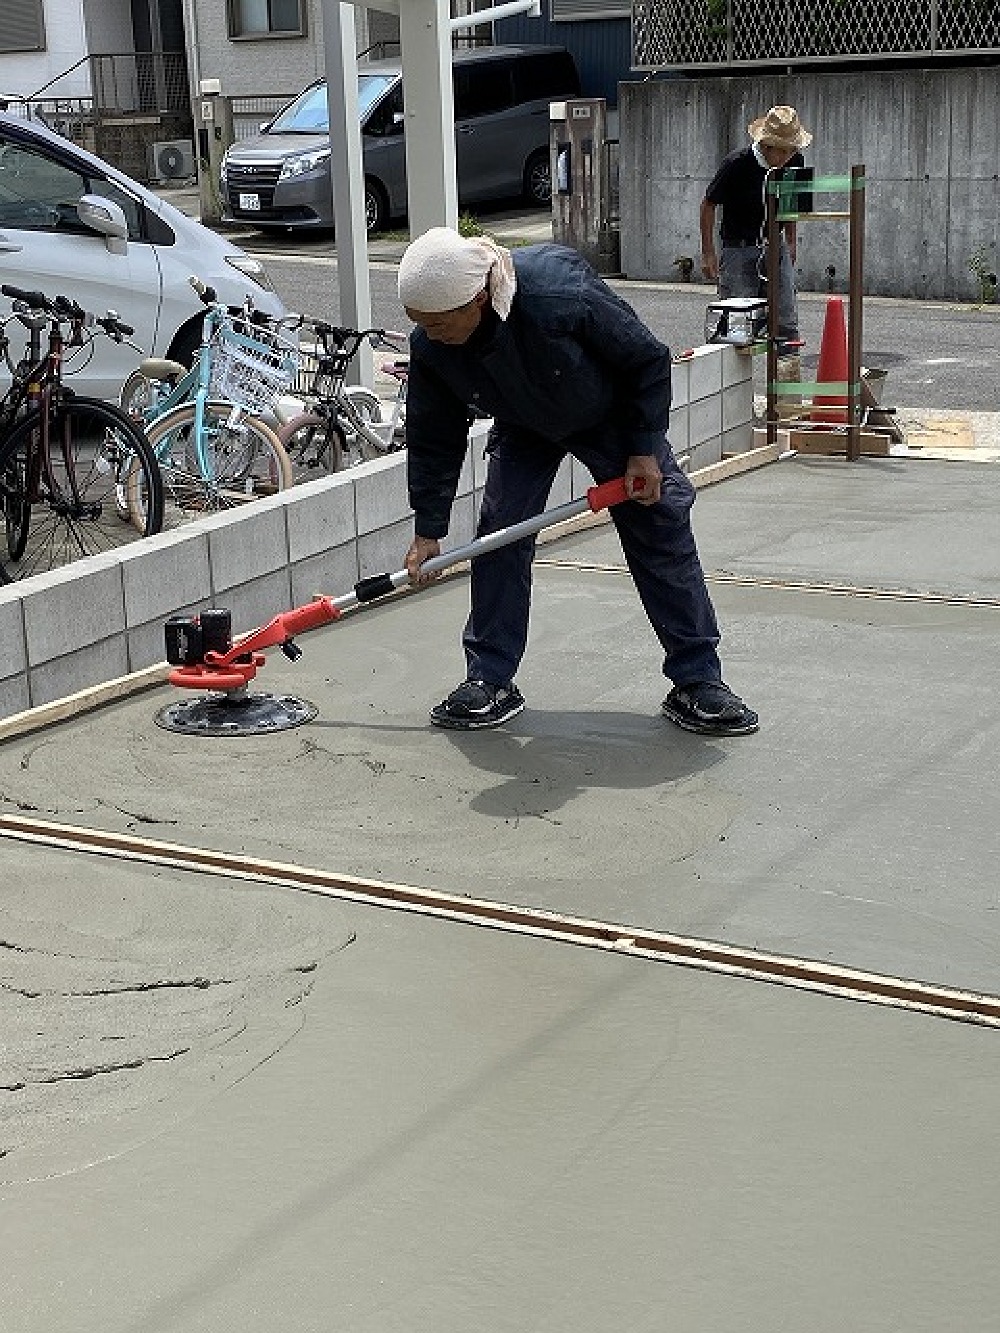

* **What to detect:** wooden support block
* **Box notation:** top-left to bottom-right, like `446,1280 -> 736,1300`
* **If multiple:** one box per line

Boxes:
787,428 -> 892,457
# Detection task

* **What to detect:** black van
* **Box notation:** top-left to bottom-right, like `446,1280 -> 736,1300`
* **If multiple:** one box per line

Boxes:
220,45 -> 582,233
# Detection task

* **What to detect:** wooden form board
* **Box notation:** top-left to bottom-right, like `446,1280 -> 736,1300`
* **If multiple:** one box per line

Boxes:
787,428 -> 892,457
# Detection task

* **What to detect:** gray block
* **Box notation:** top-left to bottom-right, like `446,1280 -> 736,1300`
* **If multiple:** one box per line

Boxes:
549,455 -> 573,507
688,436 -> 724,471
687,346 -> 725,402
723,345 -> 753,389
22,556 -> 124,665
28,634 -> 129,709
0,674 -> 30,720
217,568 -> 294,638
120,527 -> 212,627
0,594 -> 26,682
669,404 -> 690,455
354,456 -> 410,535
358,517 -> 414,580
723,381 -> 754,433
290,543 -> 360,605
689,394 -> 723,449
722,424 -> 755,457
286,473 -> 358,563
671,356 -> 691,408
444,493 -> 477,550
205,497 -> 290,594
469,421 -> 492,491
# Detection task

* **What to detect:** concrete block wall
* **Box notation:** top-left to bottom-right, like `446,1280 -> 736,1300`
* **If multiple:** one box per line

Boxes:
0,344 -> 753,720
619,66 -> 1000,302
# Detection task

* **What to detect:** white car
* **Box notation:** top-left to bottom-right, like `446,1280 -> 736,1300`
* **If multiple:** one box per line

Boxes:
0,110 -> 284,399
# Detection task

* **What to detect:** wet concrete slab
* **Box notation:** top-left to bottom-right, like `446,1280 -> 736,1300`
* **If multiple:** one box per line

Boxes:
1,454 -> 999,1328
1,849 -> 999,1333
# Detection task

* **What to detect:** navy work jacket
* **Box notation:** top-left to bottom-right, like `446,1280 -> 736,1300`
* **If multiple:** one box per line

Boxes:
405,243 -> 672,539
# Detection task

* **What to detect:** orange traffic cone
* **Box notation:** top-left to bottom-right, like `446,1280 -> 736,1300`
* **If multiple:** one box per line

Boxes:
811,296 -> 848,423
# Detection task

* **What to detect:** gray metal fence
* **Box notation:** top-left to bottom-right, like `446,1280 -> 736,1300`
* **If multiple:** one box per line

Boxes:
231,96 -> 293,141
633,0 -> 1000,69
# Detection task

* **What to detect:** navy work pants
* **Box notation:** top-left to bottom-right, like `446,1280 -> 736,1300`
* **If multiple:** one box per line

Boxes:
462,423 -> 723,688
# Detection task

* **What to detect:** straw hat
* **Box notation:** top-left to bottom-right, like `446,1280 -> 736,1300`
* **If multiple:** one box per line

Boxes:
748,105 -> 812,150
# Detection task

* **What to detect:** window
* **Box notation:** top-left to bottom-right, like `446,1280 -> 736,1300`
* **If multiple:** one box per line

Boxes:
228,0 -> 306,39
0,0 -> 44,52
363,84 -> 404,138
552,0 -> 629,20
453,64 -> 513,119
0,135 -> 143,239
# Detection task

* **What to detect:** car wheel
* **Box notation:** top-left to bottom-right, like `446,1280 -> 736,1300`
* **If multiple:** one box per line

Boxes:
365,178 -> 389,235
522,149 -> 552,207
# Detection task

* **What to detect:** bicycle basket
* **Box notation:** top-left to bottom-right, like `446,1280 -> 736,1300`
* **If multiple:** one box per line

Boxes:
293,339 -> 351,399
209,314 -> 300,415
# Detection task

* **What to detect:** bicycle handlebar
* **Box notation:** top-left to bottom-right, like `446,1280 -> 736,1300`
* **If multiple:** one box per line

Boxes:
2,283 -> 55,313
95,311 -> 135,340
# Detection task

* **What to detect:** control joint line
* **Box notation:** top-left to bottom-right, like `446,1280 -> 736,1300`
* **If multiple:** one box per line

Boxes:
2,814 -> 999,1029
537,559 -> 1000,608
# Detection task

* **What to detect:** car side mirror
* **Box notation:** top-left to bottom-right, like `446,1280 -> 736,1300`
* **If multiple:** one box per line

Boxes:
77,194 -> 129,256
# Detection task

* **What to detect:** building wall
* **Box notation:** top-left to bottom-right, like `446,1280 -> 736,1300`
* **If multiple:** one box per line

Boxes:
189,0 -> 330,99
494,13 -> 632,107
0,0 -> 90,98
619,67 -> 1000,302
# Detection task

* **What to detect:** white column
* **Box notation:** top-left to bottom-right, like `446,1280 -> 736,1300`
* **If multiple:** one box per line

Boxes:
398,0 -> 458,238
321,0 -> 374,387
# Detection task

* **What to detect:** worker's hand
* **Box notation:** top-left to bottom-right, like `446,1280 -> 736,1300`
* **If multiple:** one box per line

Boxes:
625,455 -> 662,506
405,535 -> 441,586
701,248 -> 719,281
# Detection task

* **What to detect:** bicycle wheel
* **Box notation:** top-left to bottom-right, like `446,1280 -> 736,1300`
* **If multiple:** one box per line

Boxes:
144,400 -> 293,521
0,397 -> 164,581
118,367 -> 155,420
277,410 -> 346,478
3,447 -> 30,561
342,386 -> 382,425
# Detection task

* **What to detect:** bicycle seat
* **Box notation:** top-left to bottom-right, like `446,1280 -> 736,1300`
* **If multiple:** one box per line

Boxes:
138,357 -> 188,383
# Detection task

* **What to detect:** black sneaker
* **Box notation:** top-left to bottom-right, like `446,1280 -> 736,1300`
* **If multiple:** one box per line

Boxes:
662,681 -> 759,736
430,679 -> 526,730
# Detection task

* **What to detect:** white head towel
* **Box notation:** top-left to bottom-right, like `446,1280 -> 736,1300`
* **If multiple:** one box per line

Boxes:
398,226 -> 517,319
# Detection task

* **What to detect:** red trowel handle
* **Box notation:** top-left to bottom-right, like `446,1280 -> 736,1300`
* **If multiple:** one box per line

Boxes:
587,475 -> 636,510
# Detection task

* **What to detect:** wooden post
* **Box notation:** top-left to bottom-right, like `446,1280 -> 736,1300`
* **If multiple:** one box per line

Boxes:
845,164 -> 866,461
765,173 -> 780,448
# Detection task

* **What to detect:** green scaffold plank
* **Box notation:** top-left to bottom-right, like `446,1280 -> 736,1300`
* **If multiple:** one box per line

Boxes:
767,174 -> 862,196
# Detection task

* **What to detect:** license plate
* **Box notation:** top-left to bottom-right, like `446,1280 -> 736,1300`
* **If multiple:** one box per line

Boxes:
239,193 -> 261,211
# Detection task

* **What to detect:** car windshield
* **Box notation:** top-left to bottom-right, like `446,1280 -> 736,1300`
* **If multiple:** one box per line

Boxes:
268,74 -> 398,134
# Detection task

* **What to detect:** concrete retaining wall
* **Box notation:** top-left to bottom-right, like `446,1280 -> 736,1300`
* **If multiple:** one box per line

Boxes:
619,66 -> 1000,302
0,345 -> 752,721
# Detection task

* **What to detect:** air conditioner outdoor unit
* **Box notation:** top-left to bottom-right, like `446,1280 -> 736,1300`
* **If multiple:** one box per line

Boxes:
149,139 -> 196,183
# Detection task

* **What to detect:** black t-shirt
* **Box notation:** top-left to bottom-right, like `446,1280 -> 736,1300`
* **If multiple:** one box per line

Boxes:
705,145 -> 807,244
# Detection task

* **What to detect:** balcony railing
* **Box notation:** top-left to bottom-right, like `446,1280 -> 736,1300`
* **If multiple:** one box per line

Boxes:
633,0 -> 1000,69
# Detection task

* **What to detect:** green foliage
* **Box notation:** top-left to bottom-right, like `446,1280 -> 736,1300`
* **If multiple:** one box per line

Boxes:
968,244 -> 998,305
457,212 -> 484,238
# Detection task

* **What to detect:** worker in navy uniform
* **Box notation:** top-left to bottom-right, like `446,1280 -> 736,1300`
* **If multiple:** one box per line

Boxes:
700,105 -> 813,360
398,226 -> 758,737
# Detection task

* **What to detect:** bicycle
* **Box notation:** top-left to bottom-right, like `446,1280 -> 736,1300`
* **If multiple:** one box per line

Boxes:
271,320 -> 408,476
0,283 -> 163,582
118,278 -> 295,518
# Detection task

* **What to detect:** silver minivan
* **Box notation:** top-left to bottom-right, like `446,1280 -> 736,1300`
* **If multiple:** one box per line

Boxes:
220,44 -> 581,234
0,110 -> 284,400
